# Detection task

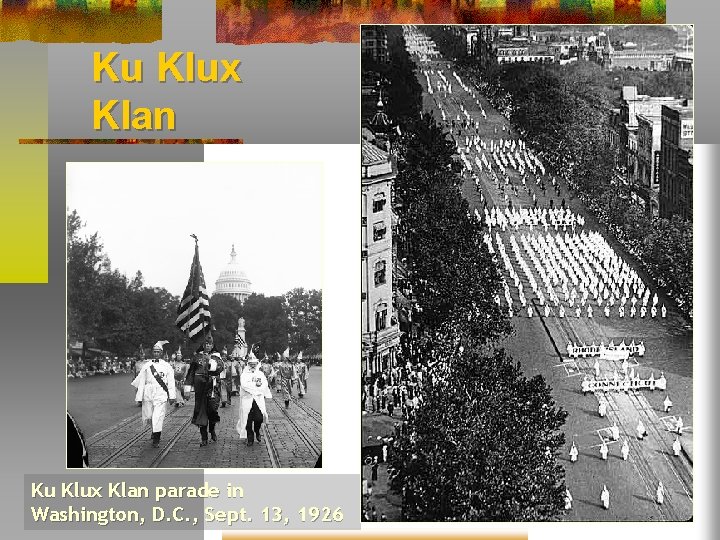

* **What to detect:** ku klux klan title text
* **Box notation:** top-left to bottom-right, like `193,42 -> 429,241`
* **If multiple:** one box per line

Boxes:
92,52 -> 242,131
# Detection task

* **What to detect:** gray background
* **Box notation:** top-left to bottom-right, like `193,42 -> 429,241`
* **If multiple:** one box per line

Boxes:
0,0 -> 716,538
24,474 -> 358,530
48,0 -> 358,142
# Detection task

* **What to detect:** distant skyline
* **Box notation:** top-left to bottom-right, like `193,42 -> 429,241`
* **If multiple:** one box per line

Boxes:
67,161 -> 323,299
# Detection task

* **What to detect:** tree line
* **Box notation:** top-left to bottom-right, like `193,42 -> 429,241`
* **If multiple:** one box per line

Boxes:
67,209 -> 322,360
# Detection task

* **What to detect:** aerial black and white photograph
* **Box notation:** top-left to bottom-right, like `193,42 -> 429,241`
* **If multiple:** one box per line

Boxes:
66,161 -> 322,469
361,24 -> 693,521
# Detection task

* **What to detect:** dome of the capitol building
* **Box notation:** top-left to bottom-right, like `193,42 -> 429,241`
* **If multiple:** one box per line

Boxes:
214,245 -> 252,303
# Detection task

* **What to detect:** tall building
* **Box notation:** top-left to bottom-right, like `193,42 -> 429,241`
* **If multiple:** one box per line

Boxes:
361,136 -> 400,376
636,112 -> 662,215
213,245 -> 253,303
617,86 -> 684,188
361,26 -> 388,64
604,49 -> 675,71
659,101 -> 694,220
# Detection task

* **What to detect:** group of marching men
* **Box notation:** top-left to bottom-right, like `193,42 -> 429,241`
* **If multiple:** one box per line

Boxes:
479,206 -> 585,233
483,223 -> 666,319
403,26 -> 440,60
460,137 -> 545,179
130,336 -> 310,449
562,338 -> 686,511
565,396 -> 683,511
424,65 -> 560,210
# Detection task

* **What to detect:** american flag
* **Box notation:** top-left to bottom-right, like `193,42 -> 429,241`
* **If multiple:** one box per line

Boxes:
175,242 -> 211,340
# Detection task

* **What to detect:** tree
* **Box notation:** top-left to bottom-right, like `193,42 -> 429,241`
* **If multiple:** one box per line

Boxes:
392,344 -> 567,521
241,294 -> 290,358
208,294 -> 245,352
285,288 -> 322,355
67,209 -> 104,346
642,216 -> 692,311
68,209 -> 184,357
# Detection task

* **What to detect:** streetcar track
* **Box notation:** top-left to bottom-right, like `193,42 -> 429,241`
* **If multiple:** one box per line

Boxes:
92,404 -> 184,468
262,423 -> 281,468
148,415 -> 195,468
533,305 -> 692,519
271,394 -> 321,458
289,394 -> 322,423
86,411 -> 142,446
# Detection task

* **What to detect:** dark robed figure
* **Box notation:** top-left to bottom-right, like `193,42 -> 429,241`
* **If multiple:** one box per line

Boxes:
185,334 -> 224,446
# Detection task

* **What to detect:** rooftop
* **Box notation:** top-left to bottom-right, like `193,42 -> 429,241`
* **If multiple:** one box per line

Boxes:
362,139 -> 389,167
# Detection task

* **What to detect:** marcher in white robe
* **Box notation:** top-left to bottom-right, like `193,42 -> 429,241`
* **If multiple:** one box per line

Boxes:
236,353 -> 272,446
610,422 -> 620,441
656,482 -> 665,505
131,340 -> 176,447
569,441 -> 578,462
601,485 -> 610,509
621,438 -> 630,460
636,420 -> 647,440
663,395 -> 673,413
672,436 -> 681,457
600,440 -> 608,460
565,489 -> 573,510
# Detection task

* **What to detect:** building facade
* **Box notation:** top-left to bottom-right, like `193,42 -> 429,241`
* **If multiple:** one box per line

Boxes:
659,102 -> 694,220
361,138 -> 400,377
636,113 -> 662,216
213,245 -> 253,303
604,49 -> 675,71
617,86 -> 684,188
361,26 -> 388,64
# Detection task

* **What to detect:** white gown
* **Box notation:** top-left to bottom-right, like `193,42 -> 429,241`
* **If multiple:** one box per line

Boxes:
235,366 -> 272,439
131,360 -> 176,432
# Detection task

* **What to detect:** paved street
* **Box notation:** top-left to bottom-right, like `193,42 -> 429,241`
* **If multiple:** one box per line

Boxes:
71,367 -> 321,469
410,47 -> 693,520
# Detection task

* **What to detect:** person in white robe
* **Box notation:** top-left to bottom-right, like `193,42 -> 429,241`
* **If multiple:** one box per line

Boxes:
131,340 -> 176,448
601,485 -> 610,509
600,440 -> 608,460
656,482 -> 665,505
236,352 -> 272,446
569,441 -> 578,463
621,438 -> 630,460
675,416 -> 684,436
663,395 -> 673,413
672,436 -> 682,457
636,420 -> 647,440
598,401 -> 607,417
565,489 -> 573,510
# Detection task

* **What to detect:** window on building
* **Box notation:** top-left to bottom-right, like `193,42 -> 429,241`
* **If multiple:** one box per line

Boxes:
375,303 -> 388,331
373,221 -> 387,242
374,260 -> 386,286
373,192 -> 386,213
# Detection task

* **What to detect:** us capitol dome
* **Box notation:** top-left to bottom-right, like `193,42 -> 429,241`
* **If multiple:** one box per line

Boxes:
213,245 -> 252,303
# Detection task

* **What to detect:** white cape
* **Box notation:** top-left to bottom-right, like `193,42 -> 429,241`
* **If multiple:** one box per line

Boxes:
235,367 -> 272,439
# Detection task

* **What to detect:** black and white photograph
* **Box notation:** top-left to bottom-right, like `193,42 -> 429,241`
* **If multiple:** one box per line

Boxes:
66,161 -> 322,469
361,24 -> 693,521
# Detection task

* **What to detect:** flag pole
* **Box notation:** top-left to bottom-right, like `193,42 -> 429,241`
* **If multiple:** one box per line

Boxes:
190,233 -> 208,344
176,233 -> 211,348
